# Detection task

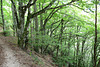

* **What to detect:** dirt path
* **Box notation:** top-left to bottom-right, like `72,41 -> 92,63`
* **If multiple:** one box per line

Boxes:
0,39 -> 25,67
0,44 -> 4,67
0,27 -> 36,67
0,37 -> 40,67
1,43 -> 20,67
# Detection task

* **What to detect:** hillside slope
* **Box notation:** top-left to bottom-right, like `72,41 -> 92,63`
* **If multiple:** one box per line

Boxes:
0,27 -> 55,67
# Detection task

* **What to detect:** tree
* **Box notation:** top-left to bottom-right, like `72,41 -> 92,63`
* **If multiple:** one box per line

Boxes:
11,3 -> 17,36
10,0 -> 75,49
1,0 -> 5,35
94,0 -> 97,67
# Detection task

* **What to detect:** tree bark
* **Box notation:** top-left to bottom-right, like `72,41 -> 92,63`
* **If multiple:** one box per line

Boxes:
79,37 -> 87,67
34,3 -> 39,52
97,58 -> 100,67
39,3 -> 44,53
60,19 -> 64,56
1,0 -> 5,35
17,0 -> 25,48
94,0 -> 97,67
76,26 -> 79,67
11,3 -> 17,36
24,8 -> 31,50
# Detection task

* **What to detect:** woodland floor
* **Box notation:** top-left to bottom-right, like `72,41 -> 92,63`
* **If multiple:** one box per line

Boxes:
0,27 -> 54,67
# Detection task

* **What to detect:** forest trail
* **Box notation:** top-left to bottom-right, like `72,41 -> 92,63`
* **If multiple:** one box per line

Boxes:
0,39 -> 21,67
0,28 -> 37,67
0,27 -> 54,67
0,37 -> 37,67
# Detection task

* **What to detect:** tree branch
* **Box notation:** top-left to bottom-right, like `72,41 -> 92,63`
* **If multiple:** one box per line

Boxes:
30,0 -> 76,19
71,4 -> 90,13
48,1 -> 74,10
30,0 -> 56,18
22,0 -> 37,11
43,8 -> 60,28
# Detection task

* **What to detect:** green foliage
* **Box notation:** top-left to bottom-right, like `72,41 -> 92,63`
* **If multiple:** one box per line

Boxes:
52,56 -> 75,67
31,54 -> 44,65
4,29 -> 13,36
1,0 -> 100,67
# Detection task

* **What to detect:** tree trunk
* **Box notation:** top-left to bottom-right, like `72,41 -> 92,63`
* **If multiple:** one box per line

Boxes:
76,26 -> 79,67
11,3 -> 17,36
79,37 -> 87,67
17,0 -> 25,49
94,0 -> 97,67
34,3 -> 39,52
60,19 -> 64,56
97,58 -> 100,67
1,0 -> 5,35
39,3 -> 43,53
24,8 -> 31,50
67,32 -> 71,67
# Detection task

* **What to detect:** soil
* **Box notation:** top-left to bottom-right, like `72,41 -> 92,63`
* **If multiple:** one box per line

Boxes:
0,45 -> 4,67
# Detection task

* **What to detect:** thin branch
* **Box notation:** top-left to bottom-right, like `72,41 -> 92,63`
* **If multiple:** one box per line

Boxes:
48,1 -> 74,10
44,9 -> 55,24
51,20 -> 61,26
50,23 -> 60,37
43,8 -> 60,28
30,0 -> 56,18
22,0 -> 37,11
71,4 -> 90,13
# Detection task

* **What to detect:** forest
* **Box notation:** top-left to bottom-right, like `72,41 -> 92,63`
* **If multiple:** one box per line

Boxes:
0,0 -> 100,67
